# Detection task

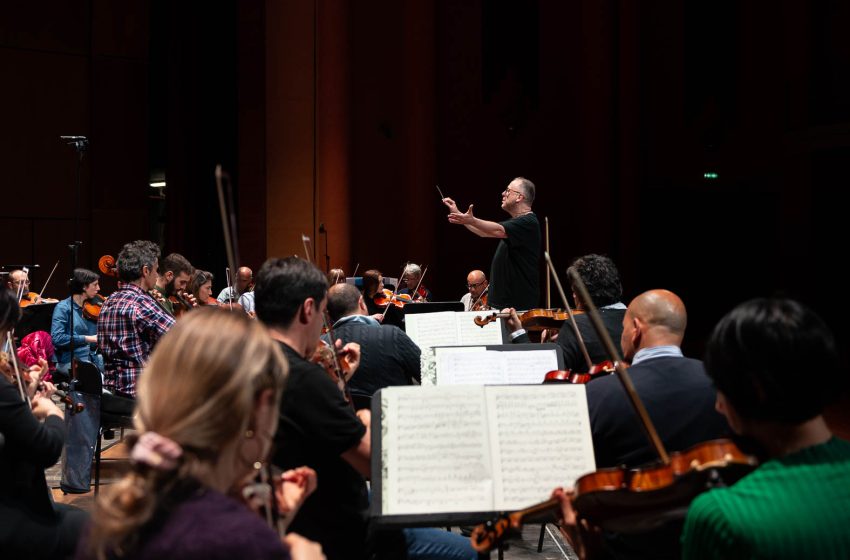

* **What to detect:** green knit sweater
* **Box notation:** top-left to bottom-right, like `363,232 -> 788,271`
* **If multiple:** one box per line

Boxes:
681,436 -> 850,559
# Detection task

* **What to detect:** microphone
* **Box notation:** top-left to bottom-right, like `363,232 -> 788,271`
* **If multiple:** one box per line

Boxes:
60,136 -> 87,140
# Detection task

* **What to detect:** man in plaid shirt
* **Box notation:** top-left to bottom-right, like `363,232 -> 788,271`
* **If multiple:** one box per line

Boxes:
97,240 -> 176,397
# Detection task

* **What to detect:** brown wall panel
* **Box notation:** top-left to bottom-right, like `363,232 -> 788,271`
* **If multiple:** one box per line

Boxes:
1,3 -> 90,55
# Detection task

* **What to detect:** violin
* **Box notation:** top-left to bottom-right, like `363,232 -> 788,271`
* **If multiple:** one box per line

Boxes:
470,292 -> 490,312
473,308 -> 582,331
98,254 -> 118,278
169,291 -> 198,318
18,291 -> 41,308
1,347 -> 84,413
373,289 -> 412,308
542,360 -> 616,385
83,294 -> 106,322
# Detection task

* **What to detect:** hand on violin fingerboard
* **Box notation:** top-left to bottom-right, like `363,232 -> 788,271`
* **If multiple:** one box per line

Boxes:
502,308 -> 522,333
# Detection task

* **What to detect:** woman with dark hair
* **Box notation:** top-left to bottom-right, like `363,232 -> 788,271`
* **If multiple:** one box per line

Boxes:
50,268 -> 103,376
681,298 -> 850,559
1,287 -> 89,558
188,270 -> 216,306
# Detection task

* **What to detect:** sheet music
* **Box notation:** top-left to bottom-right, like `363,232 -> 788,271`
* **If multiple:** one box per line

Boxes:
437,351 -> 506,385
406,311 -> 503,351
486,385 -> 596,511
456,311 -> 503,345
503,350 -> 559,384
435,348 -> 558,386
382,386 -> 494,514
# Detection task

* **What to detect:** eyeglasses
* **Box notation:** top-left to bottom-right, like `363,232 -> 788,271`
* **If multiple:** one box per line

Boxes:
503,187 -> 523,197
467,281 -> 486,289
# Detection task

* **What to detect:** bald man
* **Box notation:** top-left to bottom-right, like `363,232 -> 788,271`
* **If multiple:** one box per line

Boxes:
216,266 -> 255,314
588,289 -> 728,468
460,270 -> 489,311
582,290 -> 729,559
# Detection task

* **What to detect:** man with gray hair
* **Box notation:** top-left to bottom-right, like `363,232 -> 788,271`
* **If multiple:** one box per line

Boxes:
443,177 -> 540,310
97,240 -> 175,397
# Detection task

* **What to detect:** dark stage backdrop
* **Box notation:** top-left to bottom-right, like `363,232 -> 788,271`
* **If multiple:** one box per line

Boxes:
3,1 -> 849,380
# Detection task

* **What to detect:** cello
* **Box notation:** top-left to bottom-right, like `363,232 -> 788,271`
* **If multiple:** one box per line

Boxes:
469,255 -> 755,554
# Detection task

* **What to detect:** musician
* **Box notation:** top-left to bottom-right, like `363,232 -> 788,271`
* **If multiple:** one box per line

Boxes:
681,298 -> 850,559
97,240 -> 175,398
255,256 -> 369,560
0,286 -> 88,559
49,268 -> 103,376
217,265 -> 255,314
557,254 -> 627,372
6,269 -> 43,304
443,177 -> 540,310
328,268 -> 346,285
325,283 -> 421,408
552,290 -> 729,560
256,257 -> 476,560
398,263 -> 432,302
461,270 -> 489,311
78,309 -> 324,560
188,269 -> 216,306
152,253 -> 194,316
361,269 -> 384,316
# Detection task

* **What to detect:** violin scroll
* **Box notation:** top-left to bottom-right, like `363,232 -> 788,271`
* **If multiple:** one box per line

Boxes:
98,255 -> 118,278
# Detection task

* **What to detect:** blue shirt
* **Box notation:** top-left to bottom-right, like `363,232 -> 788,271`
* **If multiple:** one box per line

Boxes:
50,297 -> 98,365
631,344 -> 683,365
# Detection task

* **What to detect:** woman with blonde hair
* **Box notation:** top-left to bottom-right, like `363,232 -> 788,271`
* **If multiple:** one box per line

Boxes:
77,307 -> 323,560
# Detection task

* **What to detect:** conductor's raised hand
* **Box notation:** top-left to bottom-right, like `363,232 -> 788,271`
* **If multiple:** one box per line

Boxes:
448,204 -> 475,225
442,197 -> 459,214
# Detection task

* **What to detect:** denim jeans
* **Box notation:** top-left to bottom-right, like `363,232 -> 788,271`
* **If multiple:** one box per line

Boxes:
403,528 -> 478,560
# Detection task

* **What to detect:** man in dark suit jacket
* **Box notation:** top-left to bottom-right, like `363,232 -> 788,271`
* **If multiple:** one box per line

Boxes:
326,283 -> 421,408
554,289 -> 729,560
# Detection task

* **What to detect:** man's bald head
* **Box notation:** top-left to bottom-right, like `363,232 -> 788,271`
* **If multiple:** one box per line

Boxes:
466,270 -> 489,300
327,283 -> 365,323
621,289 -> 687,360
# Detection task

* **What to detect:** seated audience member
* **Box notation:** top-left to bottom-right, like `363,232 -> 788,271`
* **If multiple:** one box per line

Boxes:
0,287 -> 88,559
325,283 -> 420,407
461,270 -> 489,311
98,240 -> 175,398
50,268 -> 104,375
680,298 -> 850,559
556,254 -> 627,371
255,257 -> 475,560
78,308 -> 323,560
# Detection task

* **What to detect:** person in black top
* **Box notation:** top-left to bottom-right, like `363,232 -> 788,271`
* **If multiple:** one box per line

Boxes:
362,269 -> 385,317
326,283 -> 421,409
0,287 -> 88,558
443,177 -> 540,310
254,257 -> 368,560
256,258 -> 477,560
556,254 -> 627,372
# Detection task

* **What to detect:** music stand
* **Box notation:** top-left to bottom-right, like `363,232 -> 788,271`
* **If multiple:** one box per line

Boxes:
17,303 -> 58,341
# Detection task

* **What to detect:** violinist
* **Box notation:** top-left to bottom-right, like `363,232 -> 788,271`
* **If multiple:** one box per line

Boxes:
188,269 -> 217,306
681,299 -> 850,559
361,268 -> 385,316
7,269 -> 43,304
97,240 -> 175,399
0,286 -> 89,558
398,263 -> 432,302
327,268 -> 346,285
443,177 -> 540,310
77,309 -> 325,560
555,254 -> 627,372
255,257 -> 476,560
49,268 -> 104,376
152,252 -> 195,316
461,269 -> 489,311
217,265 -> 256,314
553,290 -> 730,560
325,283 -> 421,407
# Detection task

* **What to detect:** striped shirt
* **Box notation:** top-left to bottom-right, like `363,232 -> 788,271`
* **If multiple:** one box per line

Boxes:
682,436 -> 850,559
97,282 -> 175,396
